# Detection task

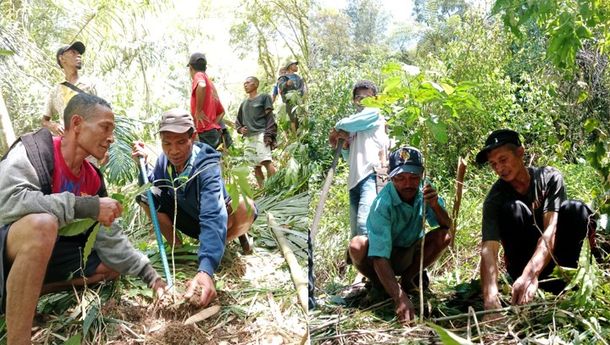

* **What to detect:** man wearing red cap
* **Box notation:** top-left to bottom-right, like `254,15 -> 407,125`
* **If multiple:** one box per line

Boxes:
43,41 -> 98,136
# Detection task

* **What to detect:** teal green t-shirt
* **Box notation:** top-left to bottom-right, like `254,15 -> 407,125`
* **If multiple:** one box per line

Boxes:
366,182 -> 445,259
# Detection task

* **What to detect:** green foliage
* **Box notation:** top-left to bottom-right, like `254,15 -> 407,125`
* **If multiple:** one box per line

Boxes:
562,241 -> 599,309
428,322 -> 474,345
365,62 -> 481,175
230,0 -> 310,81
344,0 -> 388,48
58,219 -> 97,237
101,115 -> 142,185
225,165 -> 254,213
583,120 -> 610,214
414,0 -> 470,26
83,224 -> 102,270
492,0 -> 610,69
63,334 -> 82,345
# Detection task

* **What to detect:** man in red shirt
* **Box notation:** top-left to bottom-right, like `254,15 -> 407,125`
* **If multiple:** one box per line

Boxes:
187,52 -> 226,148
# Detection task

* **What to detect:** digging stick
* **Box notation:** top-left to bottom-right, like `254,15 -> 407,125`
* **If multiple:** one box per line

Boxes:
309,138 -> 344,309
138,157 -> 173,289
269,213 -> 308,311
310,138 -> 344,242
450,157 -> 467,248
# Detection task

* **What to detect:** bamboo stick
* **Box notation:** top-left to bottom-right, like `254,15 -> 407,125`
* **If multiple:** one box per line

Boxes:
268,213 -> 309,311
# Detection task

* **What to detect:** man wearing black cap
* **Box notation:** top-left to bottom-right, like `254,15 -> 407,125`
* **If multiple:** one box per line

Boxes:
348,146 -> 451,324
187,52 -> 227,149
477,129 -> 596,317
278,60 -> 305,133
43,41 -> 98,136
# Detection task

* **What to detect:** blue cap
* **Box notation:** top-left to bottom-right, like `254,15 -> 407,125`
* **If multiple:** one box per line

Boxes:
389,146 -> 424,177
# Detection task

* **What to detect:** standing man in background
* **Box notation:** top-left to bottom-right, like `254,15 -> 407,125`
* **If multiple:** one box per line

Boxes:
187,52 -> 226,149
235,76 -> 277,188
329,80 -> 389,241
271,67 -> 287,104
278,61 -> 305,133
43,41 -> 97,136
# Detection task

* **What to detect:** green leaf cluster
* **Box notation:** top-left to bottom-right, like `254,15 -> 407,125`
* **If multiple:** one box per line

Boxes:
492,0 -> 610,69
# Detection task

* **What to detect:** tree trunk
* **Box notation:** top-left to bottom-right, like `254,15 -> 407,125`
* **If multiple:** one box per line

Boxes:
0,89 -> 16,153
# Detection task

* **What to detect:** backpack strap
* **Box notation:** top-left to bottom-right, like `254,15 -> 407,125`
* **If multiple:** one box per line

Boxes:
19,129 -> 54,195
61,81 -> 87,94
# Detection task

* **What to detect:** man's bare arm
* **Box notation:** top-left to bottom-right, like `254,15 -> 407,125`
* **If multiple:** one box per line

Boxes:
423,184 -> 452,230
512,211 -> 558,305
195,81 -> 208,124
373,257 -> 415,324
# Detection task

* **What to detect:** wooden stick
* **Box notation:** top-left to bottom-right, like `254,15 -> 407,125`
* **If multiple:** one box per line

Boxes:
184,305 -> 221,325
269,213 -> 309,311
451,157 -> 467,248
310,139 -> 344,242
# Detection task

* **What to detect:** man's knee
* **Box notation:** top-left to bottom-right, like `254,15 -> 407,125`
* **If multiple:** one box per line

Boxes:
560,200 -> 593,220
7,214 -> 58,259
348,236 -> 368,262
430,228 -> 451,249
241,197 -> 256,218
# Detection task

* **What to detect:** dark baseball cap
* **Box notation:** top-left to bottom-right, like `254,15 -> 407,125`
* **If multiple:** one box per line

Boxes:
187,52 -> 207,66
56,41 -> 86,67
475,129 -> 522,164
389,146 -> 424,177
158,109 -> 194,134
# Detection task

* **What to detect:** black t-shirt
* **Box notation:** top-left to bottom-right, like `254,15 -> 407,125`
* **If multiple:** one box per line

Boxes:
482,166 -> 566,241
236,93 -> 273,135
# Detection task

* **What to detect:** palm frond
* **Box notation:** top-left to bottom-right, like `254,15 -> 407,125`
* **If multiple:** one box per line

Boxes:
102,115 -> 140,185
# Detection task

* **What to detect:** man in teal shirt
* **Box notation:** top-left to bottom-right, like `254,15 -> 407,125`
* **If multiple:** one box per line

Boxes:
348,146 -> 452,325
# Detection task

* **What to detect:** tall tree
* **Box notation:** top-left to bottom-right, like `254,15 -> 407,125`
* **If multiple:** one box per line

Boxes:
0,88 -> 16,151
413,0 -> 469,26
230,0 -> 310,82
344,0 -> 388,48
309,8 -> 352,66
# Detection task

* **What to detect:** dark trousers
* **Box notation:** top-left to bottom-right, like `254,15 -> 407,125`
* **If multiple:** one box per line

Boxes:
499,200 -> 596,291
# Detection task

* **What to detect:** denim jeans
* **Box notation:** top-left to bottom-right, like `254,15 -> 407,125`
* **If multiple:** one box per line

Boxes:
349,173 -> 377,238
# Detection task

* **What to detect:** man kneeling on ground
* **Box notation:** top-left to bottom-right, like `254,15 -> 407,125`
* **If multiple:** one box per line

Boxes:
349,146 -> 452,324
132,109 -> 256,308
478,129 -> 597,319
0,93 -> 166,345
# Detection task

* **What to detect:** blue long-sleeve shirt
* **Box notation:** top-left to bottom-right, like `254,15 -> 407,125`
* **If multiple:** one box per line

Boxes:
333,107 -> 388,190
144,143 -> 228,277
335,107 -> 381,161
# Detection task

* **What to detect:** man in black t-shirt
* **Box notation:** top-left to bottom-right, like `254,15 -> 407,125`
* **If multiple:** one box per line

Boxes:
477,129 -> 596,318
235,76 -> 277,187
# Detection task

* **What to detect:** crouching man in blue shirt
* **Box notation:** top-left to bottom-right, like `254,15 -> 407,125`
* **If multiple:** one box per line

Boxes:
132,109 -> 256,308
348,146 -> 452,325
